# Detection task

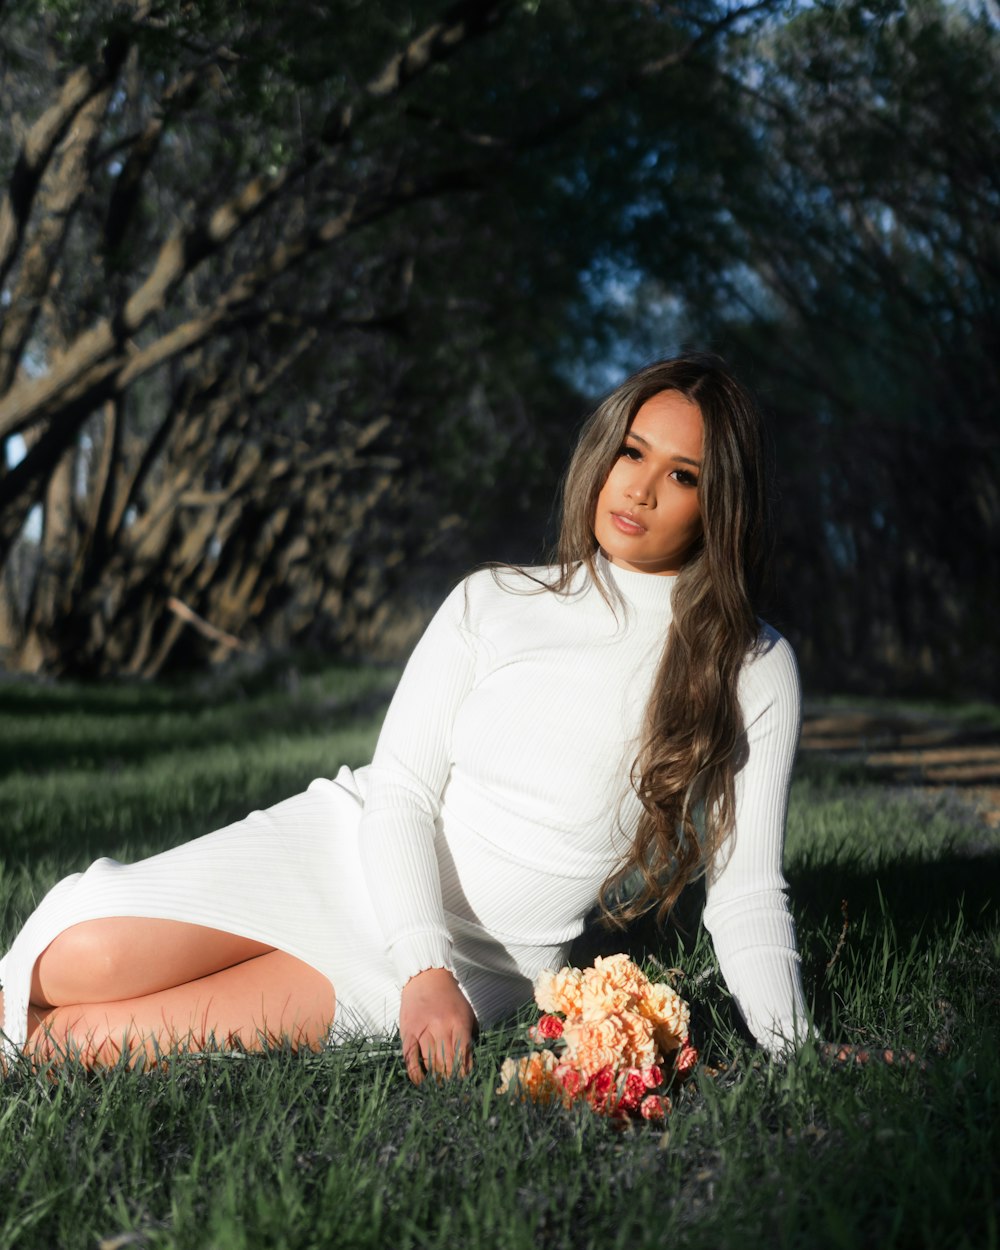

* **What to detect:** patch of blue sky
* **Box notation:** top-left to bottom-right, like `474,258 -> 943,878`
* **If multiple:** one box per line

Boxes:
4,344 -> 54,542
3,436 -> 42,542
561,259 -> 687,396
4,433 -> 26,469
564,252 -> 790,397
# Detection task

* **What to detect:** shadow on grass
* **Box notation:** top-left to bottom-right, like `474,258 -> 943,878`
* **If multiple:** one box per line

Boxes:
789,849 -> 1000,944
0,682 -> 191,715
0,685 -> 395,778
569,849 -> 1000,1058
568,881 -> 709,970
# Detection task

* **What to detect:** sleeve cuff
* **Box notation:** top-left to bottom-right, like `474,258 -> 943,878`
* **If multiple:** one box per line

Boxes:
390,930 -> 456,987
754,1010 -> 817,1058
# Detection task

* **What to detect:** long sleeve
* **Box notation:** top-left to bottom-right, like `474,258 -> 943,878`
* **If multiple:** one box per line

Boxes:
357,579 -> 478,987
702,631 -> 811,1055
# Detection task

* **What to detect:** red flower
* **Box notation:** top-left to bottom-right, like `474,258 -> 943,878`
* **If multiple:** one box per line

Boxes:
617,1068 -> 647,1113
536,1013 -> 565,1040
641,1063 -> 663,1089
640,1094 -> 669,1120
675,1040 -> 698,1074
554,1063 -> 582,1097
586,1065 -> 617,1113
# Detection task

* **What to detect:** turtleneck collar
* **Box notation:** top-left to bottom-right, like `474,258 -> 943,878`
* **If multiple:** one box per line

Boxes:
594,550 -> 677,612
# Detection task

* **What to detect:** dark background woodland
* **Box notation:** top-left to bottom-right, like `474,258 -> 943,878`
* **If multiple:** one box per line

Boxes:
0,0 -> 996,696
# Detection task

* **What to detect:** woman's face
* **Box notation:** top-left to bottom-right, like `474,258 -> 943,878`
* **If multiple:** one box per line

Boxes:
593,389 -> 704,576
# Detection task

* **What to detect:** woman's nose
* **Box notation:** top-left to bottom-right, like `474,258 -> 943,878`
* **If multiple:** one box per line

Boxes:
626,474 -> 652,504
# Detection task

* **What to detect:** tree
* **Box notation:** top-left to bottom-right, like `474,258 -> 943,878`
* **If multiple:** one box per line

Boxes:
0,0 -> 773,675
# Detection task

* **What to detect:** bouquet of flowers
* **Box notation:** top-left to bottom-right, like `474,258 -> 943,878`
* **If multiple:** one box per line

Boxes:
497,953 -> 698,1122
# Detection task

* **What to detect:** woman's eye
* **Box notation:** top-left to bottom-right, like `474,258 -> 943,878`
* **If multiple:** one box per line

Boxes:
671,469 -> 698,487
619,445 -> 642,461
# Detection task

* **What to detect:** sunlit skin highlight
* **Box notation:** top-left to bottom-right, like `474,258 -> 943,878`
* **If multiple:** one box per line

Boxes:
593,390 -> 704,576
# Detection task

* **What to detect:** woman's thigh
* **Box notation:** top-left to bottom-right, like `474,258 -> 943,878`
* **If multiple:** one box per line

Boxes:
31,917 -> 276,1008
29,948 -> 336,1065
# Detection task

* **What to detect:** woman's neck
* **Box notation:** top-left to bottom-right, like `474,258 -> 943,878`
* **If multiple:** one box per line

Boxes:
595,550 -> 677,610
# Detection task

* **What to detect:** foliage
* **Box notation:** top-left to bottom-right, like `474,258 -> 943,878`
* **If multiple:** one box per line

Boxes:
613,0 -> 1000,695
0,0 -> 763,676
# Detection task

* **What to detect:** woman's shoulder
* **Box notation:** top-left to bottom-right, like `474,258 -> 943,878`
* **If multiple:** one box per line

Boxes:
458,562 -> 564,603
437,563 -> 563,633
477,561 -> 562,585
739,622 -> 801,719
752,621 -> 797,668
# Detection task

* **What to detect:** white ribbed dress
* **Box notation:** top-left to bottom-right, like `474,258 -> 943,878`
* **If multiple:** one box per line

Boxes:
0,555 -> 808,1058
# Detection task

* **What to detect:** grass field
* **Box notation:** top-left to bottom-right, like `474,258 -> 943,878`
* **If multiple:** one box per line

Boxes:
1,669 -> 998,1250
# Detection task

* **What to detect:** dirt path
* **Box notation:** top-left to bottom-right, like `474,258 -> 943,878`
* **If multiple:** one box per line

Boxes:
799,705 -> 1000,829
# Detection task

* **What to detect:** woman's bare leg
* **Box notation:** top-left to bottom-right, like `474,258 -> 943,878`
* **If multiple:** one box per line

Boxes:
30,917 -> 278,1008
27,948 -> 336,1067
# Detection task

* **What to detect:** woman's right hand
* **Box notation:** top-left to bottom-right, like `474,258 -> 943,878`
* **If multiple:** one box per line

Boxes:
819,1042 -> 923,1069
399,967 -> 478,1085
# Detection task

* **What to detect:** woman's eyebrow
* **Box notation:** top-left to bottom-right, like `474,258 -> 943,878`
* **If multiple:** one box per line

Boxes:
625,431 -> 701,468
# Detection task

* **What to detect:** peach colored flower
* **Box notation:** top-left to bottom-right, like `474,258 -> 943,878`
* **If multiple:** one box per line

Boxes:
591,953 -> 651,999
579,979 -> 633,1021
534,966 -> 584,1016
576,956 -> 651,1020
637,981 -> 690,1051
562,1016 -> 628,1082
617,1010 -> 658,1069
496,1049 -> 560,1103
538,954 -> 673,1022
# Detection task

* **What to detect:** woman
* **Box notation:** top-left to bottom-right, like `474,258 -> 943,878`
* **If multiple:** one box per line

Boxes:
0,354 -> 809,1082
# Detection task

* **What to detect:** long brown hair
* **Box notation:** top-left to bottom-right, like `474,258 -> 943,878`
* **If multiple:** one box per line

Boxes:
551,353 -> 771,925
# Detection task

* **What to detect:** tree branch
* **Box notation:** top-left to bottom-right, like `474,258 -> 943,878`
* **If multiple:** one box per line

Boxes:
0,4 -> 508,443
166,595 -> 249,652
365,0 -> 510,99
0,30 -> 129,287
104,65 -> 209,261
0,79 -> 118,392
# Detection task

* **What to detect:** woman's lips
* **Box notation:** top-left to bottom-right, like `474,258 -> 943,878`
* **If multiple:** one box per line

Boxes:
611,512 -> 646,535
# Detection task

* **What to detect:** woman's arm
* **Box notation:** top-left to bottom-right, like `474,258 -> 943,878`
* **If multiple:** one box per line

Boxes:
357,577 -> 482,1079
701,630 -> 812,1055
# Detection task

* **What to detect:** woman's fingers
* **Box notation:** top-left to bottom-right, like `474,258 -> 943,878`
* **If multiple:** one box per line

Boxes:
404,1036 -> 425,1085
820,1042 -> 923,1069
417,1025 -> 472,1085
411,1026 -> 474,1083
422,1030 -> 470,1080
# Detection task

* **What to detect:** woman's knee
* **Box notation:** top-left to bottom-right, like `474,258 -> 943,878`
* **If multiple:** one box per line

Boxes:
32,919 -> 134,1007
32,918 -> 280,1009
